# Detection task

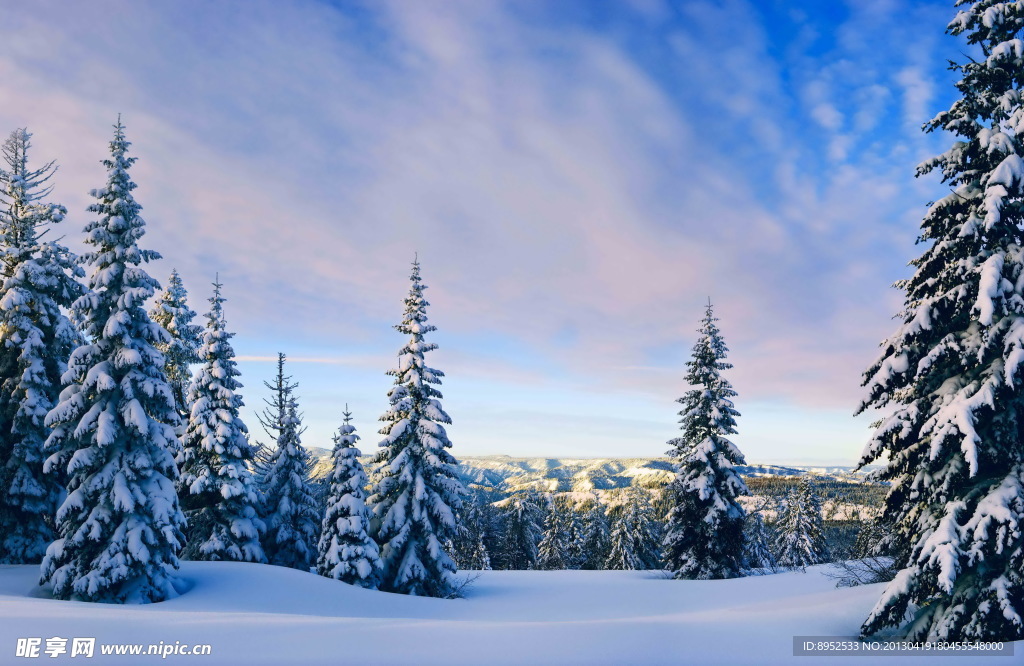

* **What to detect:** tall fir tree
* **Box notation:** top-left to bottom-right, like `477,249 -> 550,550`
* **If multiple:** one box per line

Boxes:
773,478 -> 826,570
317,406 -> 381,588
499,490 -> 544,570
149,268 -> 200,421
40,120 -> 186,602
742,508 -> 777,571
478,490 -> 504,569
662,302 -> 748,580
178,278 -> 264,563
367,258 -> 466,597
0,128 -> 84,564
260,383 -> 319,571
578,500 -> 611,570
606,488 -> 661,571
537,498 -> 570,570
563,503 -> 585,570
856,1 -> 1023,642
452,494 -> 492,571
253,353 -> 293,487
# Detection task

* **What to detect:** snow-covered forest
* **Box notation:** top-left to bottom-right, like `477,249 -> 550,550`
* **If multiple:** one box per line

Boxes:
0,0 -> 1021,663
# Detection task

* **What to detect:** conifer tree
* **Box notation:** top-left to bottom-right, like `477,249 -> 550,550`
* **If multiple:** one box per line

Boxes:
856,0 -> 1023,642
150,268 -> 200,421
742,509 -> 777,571
40,120 -> 186,602
178,278 -> 264,563
452,494 -> 492,571
773,478 -> 826,570
466,530 -> 492,571
606,488 -> 661,570
367,258 -> 466,597
537,498 -> 570,570
852,516 -> 889,560
0,128 -> 84,563
317,406 -> 381,587
578,500 -> 611,570
478,491 -> 503,569
564,504 -> 586,570
662,302 -> 748,580
499,490 -> 544,570
261,388 -> 319,571
256,355 -> 301,487
253,353 -> 293,488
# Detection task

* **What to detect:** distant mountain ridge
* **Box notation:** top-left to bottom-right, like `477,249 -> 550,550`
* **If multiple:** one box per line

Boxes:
306,450 -> 878,495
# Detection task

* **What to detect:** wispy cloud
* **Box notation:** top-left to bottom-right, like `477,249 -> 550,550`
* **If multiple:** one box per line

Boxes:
235,356 -> 373,366
0,0 -> 967,458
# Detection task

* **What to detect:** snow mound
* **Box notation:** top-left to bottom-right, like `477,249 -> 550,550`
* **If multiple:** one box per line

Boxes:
0,562 -> 1018,664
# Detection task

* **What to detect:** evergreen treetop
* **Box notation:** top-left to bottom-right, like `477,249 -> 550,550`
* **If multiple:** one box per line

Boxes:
0,128 -> 64,252
256,353 -> 297,448
150,268 -> 200,420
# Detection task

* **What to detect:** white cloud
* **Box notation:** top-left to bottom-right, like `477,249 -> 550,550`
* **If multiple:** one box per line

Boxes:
896,66 -> 935,128
812,102 -> 844,131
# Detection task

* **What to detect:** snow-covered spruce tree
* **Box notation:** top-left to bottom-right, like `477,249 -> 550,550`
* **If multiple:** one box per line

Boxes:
40,120 -> 187,602
261,389 -> 319,571
0,128 -> 84,564
856,1 -> 1024,643
773,478 -> 826,570
178,278 -> 264,563
452,494 -> 492,570
662,302 -> 748,579
149,268 -> 200,422
477,490 -> 503,568
564,503 -> 585,570
499,490 -> 544,570
466,527 -> 492,570
742,508 -> 777,571
578,500 -> 611,570
367,259 -> 466,597
606,488 -> 661,570
253,353 -> 294,484
537,498 -> 570,570
852,516 -> 890,560
317,406 -> 381,587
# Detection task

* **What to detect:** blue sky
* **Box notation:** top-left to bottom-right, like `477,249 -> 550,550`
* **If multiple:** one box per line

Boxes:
0,0 -> 968,464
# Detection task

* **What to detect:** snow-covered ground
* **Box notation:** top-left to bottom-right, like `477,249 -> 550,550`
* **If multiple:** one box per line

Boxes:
0,563 -> 1017,665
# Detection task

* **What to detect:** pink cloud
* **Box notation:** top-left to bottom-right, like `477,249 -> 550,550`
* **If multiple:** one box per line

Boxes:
0,0 -> 951,429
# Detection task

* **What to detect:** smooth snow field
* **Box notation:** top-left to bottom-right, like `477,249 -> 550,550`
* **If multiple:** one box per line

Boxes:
0,563 -> 1018,665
